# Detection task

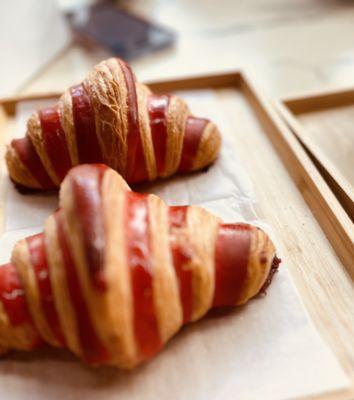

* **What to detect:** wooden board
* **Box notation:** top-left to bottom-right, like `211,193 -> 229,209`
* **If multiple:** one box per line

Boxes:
0,73 -> 353,399
275,89 -> 354,222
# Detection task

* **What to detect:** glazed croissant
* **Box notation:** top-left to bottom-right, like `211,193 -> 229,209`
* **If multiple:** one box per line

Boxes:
0,164 -> 279,368
6,58 -> 221,190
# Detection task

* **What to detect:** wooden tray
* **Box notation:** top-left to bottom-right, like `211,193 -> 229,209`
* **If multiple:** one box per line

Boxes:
0,73 -> 353,399
275,89 -> 354,222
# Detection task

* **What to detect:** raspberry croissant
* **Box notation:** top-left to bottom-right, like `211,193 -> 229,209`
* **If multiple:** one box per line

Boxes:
6,58 -> 221,190
0,164 -> 279,367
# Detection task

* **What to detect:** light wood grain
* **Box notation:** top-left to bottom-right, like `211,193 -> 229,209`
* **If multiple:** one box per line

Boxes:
294,107 -> 354,189
0,73 -> 353,399
300,388 -> 354,400
276,91 -> 354,223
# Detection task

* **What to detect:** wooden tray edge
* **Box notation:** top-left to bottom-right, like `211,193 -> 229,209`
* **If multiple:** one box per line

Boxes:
241,76 -> 354,278
274,98 -> 354,221
282,86 -> 354,114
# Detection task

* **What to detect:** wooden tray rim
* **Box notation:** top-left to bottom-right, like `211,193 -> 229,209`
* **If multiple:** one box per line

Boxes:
275,87 -> 354,221
281,86 -> 354,113
0,71 -> 243,115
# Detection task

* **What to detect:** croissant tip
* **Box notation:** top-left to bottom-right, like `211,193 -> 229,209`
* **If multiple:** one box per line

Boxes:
259,255 -> 281,295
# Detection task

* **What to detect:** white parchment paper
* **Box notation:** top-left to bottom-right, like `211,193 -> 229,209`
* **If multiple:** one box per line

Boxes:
0,92 -> 350,400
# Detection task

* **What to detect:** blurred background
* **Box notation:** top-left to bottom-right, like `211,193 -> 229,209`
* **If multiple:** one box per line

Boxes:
2,0 -> 354,98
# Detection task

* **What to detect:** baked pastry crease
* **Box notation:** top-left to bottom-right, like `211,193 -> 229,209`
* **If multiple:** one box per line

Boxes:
0,164 -> 280,368
6,58 -> 221,190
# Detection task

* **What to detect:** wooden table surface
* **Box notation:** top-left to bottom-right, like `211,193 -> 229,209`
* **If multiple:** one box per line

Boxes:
1,0 -> 354,397
17,0 -> 354,98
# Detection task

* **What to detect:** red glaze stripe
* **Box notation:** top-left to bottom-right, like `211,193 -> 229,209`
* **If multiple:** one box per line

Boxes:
55,211 -> 109,364
71,165 -> 107,291
125,192 -> 161,359
26,233 -> 65,345
39,106 -> 72,181
118,59 -> 148,183
0,263 -> 35,327
178,117 -> 209,173
213,223 -> 251,307
147,94 -> 170,175
11,137 -> 55,189
70,84 -> 103,164
169,206 -> 193,323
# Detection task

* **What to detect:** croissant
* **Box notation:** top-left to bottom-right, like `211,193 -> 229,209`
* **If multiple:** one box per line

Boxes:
6,58 -> 221,190
0,164 -> 280,367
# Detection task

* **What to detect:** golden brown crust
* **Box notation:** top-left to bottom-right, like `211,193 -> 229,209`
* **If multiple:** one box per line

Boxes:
5,145 -> 40,188
149,195 -> 182,343
193,121 -> 222,171
0,301 -> 38,353
187,206 -> 220,320
45,215 -> 82,355
84,58 -> 129,172
59,92 -> 79,166
12,240 -> 59,346
237,228 -> 276,305
137,85 -> 156,180
101,169 -> 138,367
26,113 -> 60,185
164,96 -> 190,177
